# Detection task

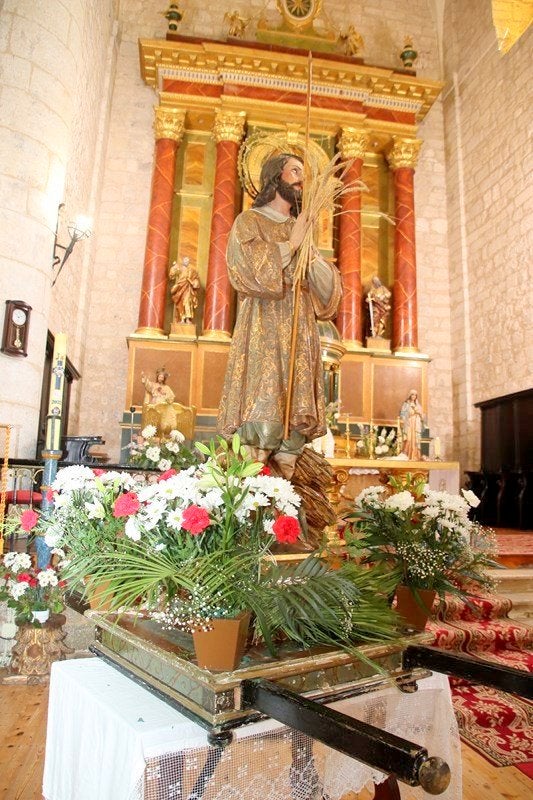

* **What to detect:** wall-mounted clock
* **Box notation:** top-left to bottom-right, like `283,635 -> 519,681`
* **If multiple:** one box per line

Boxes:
1,300 -> 32,357
276,0 -> 323,29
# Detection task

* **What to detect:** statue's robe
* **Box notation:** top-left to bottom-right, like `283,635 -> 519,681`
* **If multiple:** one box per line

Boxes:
217,205 -> 342,452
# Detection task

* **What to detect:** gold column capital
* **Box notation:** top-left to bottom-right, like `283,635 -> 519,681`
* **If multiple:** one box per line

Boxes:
338,127 -> 369,161
213,110 -> 247,144
386,136 -> 422,170
154,107 -> 186,142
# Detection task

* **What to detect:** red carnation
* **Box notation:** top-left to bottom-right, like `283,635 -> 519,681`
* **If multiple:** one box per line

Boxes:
17,572 -> 32,583
272,515 -> 300,544
20,508 -> 39,531
93,468 -> 105,477
28,576 -> 38,588
113,491 -> 141,517
46,488 -> 55,503
158,469 -> 177,482
181,505 -> 211,536
259,465 -> 271,476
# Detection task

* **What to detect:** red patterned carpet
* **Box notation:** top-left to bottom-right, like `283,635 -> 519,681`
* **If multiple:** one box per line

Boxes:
428,593 -> 533,770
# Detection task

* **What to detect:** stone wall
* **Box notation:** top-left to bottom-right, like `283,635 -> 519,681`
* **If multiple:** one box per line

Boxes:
442,0 -> 532,469
0,0 -> 118,457
77,0 -> 454,463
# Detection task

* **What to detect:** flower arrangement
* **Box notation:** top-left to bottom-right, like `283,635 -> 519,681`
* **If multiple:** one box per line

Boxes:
325,401 -> 340,432
128,426 -> 196,471
355,424 -> 398,458
0,552 -> 65,625
37,467 -> 143,565
344,474 -> 498,602
40,436 -> 400,656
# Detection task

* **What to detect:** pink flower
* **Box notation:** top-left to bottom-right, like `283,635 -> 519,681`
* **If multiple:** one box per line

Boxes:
272,515 -> 300,544
181,505 -> 211,536
158,469 -> 177,482
113,492 -> 140,517
46,488 -> 55,503
20,509 -> 39,531
93,468 -> 105,477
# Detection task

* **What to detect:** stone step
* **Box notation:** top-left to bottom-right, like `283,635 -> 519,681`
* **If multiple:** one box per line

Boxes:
507,593 -> 533,623
488,567 -> 533,594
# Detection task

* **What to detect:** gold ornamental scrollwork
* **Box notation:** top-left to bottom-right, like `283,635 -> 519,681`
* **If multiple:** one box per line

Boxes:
386,136 -> 422,170
213,110 -> 247,144
154,107 -> 186,142
339,128 -> 369,161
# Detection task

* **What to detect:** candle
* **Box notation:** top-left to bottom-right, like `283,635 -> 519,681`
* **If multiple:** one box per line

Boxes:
46,333 -> 67,452
434,436 -> 441,460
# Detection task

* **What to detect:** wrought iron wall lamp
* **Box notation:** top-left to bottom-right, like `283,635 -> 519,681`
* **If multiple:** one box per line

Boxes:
52,203 -> 92,287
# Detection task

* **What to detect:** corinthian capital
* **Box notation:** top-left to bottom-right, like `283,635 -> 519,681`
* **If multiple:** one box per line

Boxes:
154,107 -> 186,142
213,110 -> 246,144
339,127 -> 369,161
386,136 -> 422,170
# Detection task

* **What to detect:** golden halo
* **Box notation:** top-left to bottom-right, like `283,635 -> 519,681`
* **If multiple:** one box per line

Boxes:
238,131 -> 330,198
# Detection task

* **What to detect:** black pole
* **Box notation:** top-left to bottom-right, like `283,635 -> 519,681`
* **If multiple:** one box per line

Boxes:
403,646 -> 533,700
242,678 -> 450,794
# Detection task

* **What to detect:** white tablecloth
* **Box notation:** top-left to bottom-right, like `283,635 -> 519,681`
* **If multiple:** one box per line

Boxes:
43,658 -> 461,800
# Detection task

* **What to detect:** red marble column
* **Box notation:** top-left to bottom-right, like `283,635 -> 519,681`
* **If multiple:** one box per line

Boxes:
136,108 -> 185,335
202,110 -> 246,338
387,137 -> 422,352
336,128 -> 369,347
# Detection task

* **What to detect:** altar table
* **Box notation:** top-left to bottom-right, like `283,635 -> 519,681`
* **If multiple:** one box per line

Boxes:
42,658 -> 461,800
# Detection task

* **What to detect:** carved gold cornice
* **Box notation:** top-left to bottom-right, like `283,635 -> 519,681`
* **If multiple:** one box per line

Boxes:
213,110 -> 246,144
386,136 -> 422,170
339,127 -> 369,160
154,106 -> 186,141
140,39 -> 442,123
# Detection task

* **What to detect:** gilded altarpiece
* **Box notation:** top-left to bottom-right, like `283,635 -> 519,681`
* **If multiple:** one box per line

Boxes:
121,36 -> 442,451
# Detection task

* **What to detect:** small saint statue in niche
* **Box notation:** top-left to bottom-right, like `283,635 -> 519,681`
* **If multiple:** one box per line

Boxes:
140,368 -> 196,440
169,256 -> 201,325
339,25 -> 364,57
224,10 -> 248,39
399,389 -> 425,460
365,276 -> 392,338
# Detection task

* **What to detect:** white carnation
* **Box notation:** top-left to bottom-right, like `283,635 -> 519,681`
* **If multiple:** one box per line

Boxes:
158,459 -> 172,472
141,425 -> 157,438
125,517 -> 142,541
169,429 -> 185,443
38,569 -> 58,587
461,488 -> 481,508
145,446 -> 161,462
384,491 -> 414,512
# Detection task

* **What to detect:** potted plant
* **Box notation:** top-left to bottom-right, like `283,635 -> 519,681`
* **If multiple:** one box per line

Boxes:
127,425 -> 196,471
22,466 -> 149,608
49,436 -> 400,670
0,552 -> 65,626
344,475 -> 498,630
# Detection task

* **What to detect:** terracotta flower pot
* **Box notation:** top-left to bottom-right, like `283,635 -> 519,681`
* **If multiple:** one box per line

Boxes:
394,585 -> 436,631
192,611 -> 251,672
84,577 -> 114,611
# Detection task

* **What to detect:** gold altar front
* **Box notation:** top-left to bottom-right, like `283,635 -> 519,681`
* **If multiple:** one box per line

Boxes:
90,611 -> 430,730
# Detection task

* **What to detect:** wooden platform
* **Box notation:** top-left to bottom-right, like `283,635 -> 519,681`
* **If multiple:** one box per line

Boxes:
0,681 -> 531,800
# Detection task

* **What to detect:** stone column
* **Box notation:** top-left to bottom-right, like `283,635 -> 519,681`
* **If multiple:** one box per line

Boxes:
136,107 -> 185,336
386,137 -> 422,353
202,110 -> 246,339
336,128 -> 369,348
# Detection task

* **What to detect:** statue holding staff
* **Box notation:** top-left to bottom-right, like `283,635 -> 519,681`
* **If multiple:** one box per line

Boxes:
217,151 -> 342,479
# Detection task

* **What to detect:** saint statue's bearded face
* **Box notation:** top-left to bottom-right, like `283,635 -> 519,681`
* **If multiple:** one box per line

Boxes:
277,157 -> 304,206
